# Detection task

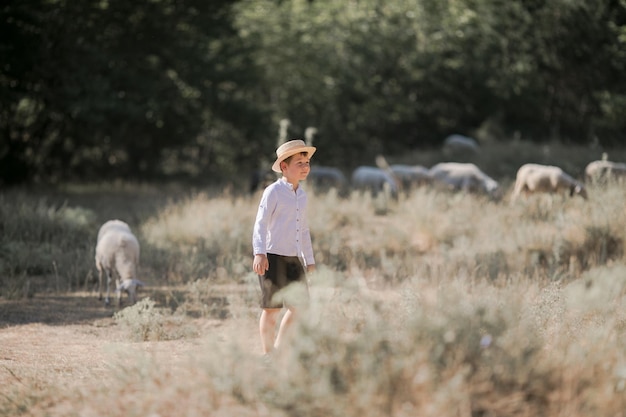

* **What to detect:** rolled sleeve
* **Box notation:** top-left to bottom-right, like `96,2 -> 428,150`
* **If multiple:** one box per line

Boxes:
252,189 -> 274,256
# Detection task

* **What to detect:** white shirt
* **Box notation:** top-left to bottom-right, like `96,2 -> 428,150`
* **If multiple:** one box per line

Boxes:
252,178 -> 315,267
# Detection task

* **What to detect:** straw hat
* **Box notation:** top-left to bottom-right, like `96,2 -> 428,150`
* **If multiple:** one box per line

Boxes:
272,139 -> 316,173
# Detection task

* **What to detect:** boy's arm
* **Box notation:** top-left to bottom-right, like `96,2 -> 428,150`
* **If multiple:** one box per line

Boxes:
252,188 -> 274,274
252,188 -> 271,254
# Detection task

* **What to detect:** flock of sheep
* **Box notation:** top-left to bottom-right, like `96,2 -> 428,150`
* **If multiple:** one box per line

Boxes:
252,130 -> 626,201
98,133 -> 626,308
305,157 -> 626,202
302,134 -> 626,201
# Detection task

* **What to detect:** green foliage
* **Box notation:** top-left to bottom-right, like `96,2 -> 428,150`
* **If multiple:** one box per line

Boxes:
1,0 -> 269,185
234,0 -> 626,172
2,0 -> 626,185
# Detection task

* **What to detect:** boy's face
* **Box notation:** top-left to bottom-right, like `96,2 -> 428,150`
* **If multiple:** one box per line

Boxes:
282,152 -> 311,181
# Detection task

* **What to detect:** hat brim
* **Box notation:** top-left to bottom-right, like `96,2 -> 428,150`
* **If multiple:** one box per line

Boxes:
272,146 -> 316,173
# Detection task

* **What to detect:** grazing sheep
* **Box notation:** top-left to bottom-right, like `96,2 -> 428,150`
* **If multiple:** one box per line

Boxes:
96,219 -> 131,242
390,164 -> 432,190
307,165 -> 348,193
351,166 -> 399,198
585,160 -> 626,183
303,126 -> 348,194
428,162 -> 499,197
443,134 -> 480,154
511,163 -> 588,201
95,221 -> 144,306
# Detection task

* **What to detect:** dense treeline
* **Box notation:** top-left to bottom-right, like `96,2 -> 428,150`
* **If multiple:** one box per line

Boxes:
2,0 -> 625,186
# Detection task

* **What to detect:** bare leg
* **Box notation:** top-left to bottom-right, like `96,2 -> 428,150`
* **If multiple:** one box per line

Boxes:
274,307 -> 296,350
259,308 -> 281,354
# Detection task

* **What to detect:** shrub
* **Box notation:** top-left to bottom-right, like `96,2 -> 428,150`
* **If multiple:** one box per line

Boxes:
113,298 -> 195,341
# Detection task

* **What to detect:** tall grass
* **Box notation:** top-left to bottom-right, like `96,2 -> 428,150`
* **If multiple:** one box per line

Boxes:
2,269 -> 625,416
0,192 -> 96,298
2,144 -> 626,415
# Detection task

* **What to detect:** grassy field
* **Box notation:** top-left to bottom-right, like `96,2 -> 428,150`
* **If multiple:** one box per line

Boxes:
1,141 -> 626,416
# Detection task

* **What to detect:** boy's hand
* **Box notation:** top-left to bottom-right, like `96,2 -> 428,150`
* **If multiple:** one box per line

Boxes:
306,264 -> 316,273
253,254 -> 269,275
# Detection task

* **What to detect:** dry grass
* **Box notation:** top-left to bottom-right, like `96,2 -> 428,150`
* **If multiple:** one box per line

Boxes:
1,158 -> 626,415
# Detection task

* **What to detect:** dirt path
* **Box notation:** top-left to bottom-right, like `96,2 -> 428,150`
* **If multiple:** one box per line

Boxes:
0,292 -> 258,388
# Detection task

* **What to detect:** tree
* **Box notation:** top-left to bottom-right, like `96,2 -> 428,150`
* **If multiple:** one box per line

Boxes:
0,0 -> 269,185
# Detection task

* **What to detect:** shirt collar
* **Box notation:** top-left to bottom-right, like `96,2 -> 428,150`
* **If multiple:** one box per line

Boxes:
280,177 -> 297,191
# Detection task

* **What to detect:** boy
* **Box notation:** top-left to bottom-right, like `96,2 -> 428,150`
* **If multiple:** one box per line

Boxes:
252,139 -> 317,355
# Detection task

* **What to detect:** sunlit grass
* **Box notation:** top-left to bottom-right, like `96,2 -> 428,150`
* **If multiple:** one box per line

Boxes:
1,163 -> 626,415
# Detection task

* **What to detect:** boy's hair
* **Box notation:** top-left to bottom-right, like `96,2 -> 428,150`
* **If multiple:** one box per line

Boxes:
283,151 -> 309,165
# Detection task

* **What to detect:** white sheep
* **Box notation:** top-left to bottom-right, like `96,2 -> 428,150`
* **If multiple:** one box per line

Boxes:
390,164 -> 432,190
585,160 -> 626,183
511,163 -> 588,201
351,166 -> 399,197
428,162 -> 499,197
96,219 -> 131,242
95,220 -> 144,306
307,165 -> 348,192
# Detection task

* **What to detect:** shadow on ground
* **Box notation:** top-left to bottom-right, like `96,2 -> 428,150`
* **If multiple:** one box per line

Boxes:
0,285 -> 236,328
0,292 -> 116,328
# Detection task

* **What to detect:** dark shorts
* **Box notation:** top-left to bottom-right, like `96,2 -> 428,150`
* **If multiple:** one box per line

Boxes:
259,253 -> 308,309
